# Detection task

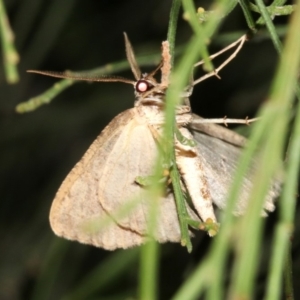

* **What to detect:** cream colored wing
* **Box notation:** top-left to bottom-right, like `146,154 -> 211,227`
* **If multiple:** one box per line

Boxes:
50,108 -> 193,250
95,109 -> 187,243
50,109 -> 147,250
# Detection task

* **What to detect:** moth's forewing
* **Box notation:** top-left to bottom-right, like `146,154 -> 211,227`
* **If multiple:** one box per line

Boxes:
96,107 -> 183,242
189,120 -> 279,215
50,108 -> 198,250
50,109 -> 145,250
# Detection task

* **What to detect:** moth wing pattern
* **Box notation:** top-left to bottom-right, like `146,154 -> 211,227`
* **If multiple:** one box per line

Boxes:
190,127 -> 280,215
50,108 -> 196,250
96,107 -> 197,242
50,109 -> 145,250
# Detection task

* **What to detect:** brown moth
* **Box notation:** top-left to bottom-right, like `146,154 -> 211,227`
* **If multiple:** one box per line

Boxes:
28,34 -> 280,250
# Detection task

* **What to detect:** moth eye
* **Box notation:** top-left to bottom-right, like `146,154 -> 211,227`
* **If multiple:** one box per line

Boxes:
135,80 -> 152,93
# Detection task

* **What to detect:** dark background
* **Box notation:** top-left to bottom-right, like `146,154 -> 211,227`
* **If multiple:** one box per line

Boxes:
1,0 -> 298,299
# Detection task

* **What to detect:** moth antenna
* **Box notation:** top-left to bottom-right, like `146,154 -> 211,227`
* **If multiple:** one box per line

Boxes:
123,32 -> 142,80
27,70 -> 135,85
146,60 -> 163,79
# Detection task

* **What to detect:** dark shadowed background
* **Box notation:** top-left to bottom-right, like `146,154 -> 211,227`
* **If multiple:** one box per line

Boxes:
1,0 -> 299,299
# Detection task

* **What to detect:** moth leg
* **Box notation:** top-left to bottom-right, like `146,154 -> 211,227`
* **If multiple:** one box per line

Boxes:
176,105 -> 190,115
175,127 -> 217,228
193,34 -> 247,86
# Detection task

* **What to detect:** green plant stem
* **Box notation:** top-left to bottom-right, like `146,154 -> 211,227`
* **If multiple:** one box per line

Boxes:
163,39 -> 199,252
224,5 -> 297,295
139,241 -> 160,300
249,2 -> 295,17
0,0 -> 19,83
182,0 -> 213,72
271,0 -> 288,4
16,78 -> 74,113
264,226 -> 291,300
255,0 -> 288,25
166,0 -> 243,251
172,261 -> 210,300
239,0 -> 257,32
283,242 -> 294,300
205,115 -> 268,299
165,0 -> 193,251
167,0 -> 181,67
203,0 -> 237,36
170,166 -> 192,251
230,0 -> 300,297
254,0 -> 283,53
264,6 -> 300,298
139,179 -> 164,300
31,239 -> 69,300
63,248 -> 139,300
139,3 -> 183,299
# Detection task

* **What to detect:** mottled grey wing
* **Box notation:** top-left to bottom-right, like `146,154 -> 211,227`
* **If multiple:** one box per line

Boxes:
190,129 -> 279,215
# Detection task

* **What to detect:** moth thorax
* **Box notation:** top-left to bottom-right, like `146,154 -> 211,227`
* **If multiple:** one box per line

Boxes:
134,89 -> 165,107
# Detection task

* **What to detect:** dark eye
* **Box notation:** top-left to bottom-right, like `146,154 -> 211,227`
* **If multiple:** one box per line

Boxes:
135,80 -> 153,93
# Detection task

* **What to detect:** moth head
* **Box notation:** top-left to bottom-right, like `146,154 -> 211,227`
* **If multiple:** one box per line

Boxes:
133,68 -> 167,107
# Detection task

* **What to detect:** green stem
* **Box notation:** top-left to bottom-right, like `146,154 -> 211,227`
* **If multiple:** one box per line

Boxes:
31,240 -> 69,300
264,225 -> 290,300
139,241 -> 160,300
239,0 -> 257,32
167,0 -> 181,67
249,2 -> 295,17
254,0 -> 283,53
16,79 -> 74,113
283,241 -> 294,300
182,0 -> 213,72
165,0 -> 193,251
170,167 -> 192,252
63,248 -> 139,300
0,0 -> 19,83
139,3 -> 183,300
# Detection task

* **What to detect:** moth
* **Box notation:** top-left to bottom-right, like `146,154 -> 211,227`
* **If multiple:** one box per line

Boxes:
28,34 -> 280,250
